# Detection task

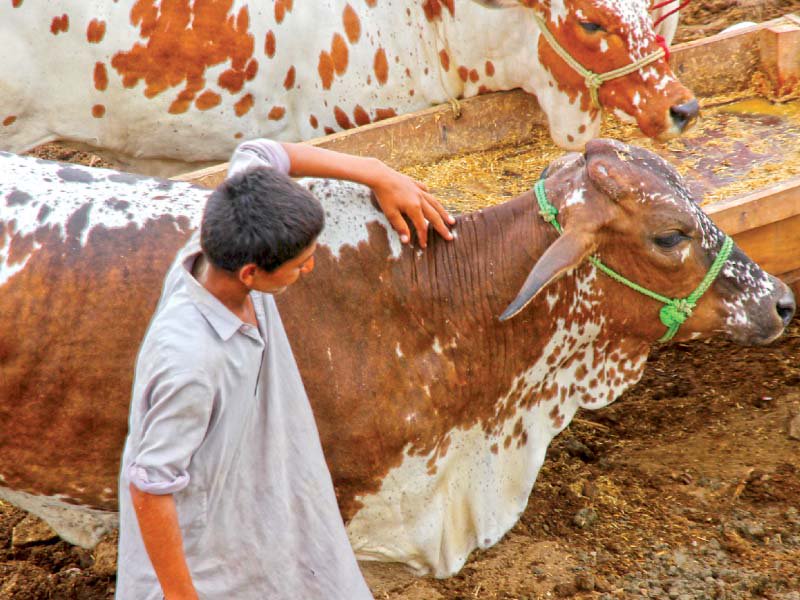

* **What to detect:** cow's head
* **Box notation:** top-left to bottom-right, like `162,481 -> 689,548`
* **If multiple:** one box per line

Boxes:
474,0 -> 697,149
501,139 -> 795,345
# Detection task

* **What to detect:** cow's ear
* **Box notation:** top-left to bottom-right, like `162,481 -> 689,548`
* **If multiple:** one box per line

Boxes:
499,230 -> 595,321
469,0 -> 522,9
586,153 -> 635,202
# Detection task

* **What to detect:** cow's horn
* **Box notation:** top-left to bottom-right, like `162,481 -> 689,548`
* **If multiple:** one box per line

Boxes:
499,231 -> 594,321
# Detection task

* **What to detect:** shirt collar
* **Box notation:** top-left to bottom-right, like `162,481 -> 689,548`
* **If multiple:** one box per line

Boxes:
179,250 -> 251,342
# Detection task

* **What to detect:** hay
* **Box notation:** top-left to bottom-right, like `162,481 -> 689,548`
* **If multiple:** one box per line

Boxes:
401,89 -> 800,213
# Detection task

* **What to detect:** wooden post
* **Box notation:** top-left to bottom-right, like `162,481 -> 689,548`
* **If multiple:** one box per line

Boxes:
759,16 -> 800,96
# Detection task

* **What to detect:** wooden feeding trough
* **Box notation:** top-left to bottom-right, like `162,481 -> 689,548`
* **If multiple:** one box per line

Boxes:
175,14 -> 800,294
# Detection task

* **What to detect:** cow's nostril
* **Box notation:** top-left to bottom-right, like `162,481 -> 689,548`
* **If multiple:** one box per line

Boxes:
669,98 -> 700,132
776,293 -> 796,327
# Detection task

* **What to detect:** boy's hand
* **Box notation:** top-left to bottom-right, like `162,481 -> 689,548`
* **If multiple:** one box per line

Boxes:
281,142 -> 455,248
371,168 -> 455,249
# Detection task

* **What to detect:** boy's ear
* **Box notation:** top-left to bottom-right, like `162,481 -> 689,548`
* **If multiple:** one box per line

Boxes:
238,263 -> 259,287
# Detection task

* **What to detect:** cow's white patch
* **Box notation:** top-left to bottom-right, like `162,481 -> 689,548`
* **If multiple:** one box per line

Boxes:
613,108 -> 637,124
632,91 -> 641,107
395,342 -> 404,358
600,38 -> 609,53
432,337 -> 443,354
0,153 -> 205,287
565,188 -> 585,207
303,178 -> 402,260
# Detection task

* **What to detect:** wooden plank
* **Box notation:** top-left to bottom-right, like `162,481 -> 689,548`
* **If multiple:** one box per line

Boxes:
728,214 -> 800,279
173,90 -> 547,189
705,176 -> 800,236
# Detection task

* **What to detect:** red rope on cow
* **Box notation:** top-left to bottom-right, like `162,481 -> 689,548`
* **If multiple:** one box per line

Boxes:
654,34 -> 671,61
651,0 -> 690,29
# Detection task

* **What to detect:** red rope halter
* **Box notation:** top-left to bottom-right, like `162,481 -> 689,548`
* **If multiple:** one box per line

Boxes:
650,0 -> 690,61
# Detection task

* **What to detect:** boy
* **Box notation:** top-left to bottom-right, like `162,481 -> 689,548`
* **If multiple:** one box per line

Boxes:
116,139 -> 454,599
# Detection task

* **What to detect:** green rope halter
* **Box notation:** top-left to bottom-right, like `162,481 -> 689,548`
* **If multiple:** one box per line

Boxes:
532,13 -> 666,110
535,179 -> 734,342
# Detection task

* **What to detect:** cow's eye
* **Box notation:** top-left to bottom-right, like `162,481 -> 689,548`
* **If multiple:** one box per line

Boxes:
579,22 -> 605,33
654,231 -> 689,249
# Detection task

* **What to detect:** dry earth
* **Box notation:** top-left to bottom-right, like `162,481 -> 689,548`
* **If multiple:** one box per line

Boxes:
4,3 -> 800,599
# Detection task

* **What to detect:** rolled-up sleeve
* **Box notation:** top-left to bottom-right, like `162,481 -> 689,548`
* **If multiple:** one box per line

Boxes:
227,138 -> 291,179
127,370 -> 214,495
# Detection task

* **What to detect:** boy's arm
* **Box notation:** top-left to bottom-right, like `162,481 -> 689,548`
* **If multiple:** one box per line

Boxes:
130,484 -> 198,600
280,142 -> 455,248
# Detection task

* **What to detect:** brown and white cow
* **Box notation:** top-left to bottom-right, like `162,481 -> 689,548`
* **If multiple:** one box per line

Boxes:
0,140 -> 792,576
0,0 -> 694,175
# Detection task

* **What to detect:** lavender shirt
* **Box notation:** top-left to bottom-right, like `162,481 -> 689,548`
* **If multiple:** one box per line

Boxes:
116,140 -> 373,599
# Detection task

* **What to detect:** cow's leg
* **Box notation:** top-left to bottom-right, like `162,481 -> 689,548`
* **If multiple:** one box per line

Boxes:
0,486 -> 118,549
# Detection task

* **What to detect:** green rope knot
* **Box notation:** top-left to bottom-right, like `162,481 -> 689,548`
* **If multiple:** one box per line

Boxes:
659,299 -> 694,330
539,204 -> 559,225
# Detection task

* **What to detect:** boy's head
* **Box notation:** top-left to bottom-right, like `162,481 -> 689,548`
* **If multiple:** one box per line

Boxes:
201,166 -> 324,293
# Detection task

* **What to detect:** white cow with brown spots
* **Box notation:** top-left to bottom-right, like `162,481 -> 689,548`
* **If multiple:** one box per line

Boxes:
1,0 -> 694,175
0,139 -> 793,576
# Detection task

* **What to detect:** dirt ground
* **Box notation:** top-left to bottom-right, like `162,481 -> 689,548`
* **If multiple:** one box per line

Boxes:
4,4 -> 800,599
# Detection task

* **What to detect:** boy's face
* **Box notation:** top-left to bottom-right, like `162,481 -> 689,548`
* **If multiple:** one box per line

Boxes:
240,242 -> 317,295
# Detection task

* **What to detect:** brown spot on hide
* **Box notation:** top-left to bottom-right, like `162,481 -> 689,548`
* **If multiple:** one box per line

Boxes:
579,124 -> 587,133
3,116 -> 17,126
86,19 -> 106,43
264,30 -> 276,57
422,0 -> 454,21
485,61 -> 495,76
218,69 -> 245,94
458,66 -> 469,82
234,132 -> 243,139
233,93 -> 253,116
478,85 -> 491,95
374,107 -> 396,121
309,114 -> 319,128
268,105 -> 286,120
12,0 -> 23,6
373,48 -> 388,85
274,0 -> 292,23
318,51 -> 334,89
469,69 -> 479,83
575,363 -> 588,381
283,66 -> 296,89
365,0 -> 376,6
94,63 -> 108,91
92,104 -> 106,118
50,14 -> 69,34
111,1 -> 254,109
195,90 -> 222,110
568,134 -> 575,143
439,50 -> 449,72
0,214 -> 194,508
245,58 -> 258,81
353,105 -> 370,126
343,5 -> 361,43
490,443 -> 499,454
334,106 -> 353,129
332,34 -> 349,76
323,126 -> 335,135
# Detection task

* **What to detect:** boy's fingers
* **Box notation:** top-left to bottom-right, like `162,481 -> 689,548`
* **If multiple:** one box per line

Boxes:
386,211 -> 411,244
411,205 -> 429,248
414,180 -> 430,193
425,193 -> 455,224
422,201 -> 452,241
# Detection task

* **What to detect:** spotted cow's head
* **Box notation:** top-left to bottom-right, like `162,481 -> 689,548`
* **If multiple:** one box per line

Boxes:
475,0 -> 697,149
501,139 -> 795,346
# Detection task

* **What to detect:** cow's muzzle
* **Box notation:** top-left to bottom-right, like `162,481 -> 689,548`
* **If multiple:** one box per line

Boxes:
669,98 -> 700,133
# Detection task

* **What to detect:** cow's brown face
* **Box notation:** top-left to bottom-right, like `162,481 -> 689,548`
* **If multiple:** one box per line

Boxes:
503,139 -> 795,345
535,0 -> 698,140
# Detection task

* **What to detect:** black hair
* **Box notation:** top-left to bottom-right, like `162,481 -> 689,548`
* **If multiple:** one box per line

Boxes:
200,167 -> 324,272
